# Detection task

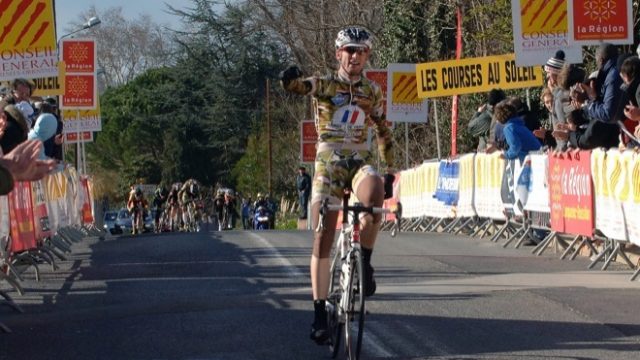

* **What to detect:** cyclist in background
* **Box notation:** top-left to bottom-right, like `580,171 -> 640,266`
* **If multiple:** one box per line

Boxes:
167,183 -> 180,231
213,189 -> 226,231
127,187 -> 148,235
152,185 -> 167,233
179,179 -> 201,231
280,26 -> 394,344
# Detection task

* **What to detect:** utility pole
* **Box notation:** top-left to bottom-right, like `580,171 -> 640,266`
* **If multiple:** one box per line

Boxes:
266,78 -> 272,195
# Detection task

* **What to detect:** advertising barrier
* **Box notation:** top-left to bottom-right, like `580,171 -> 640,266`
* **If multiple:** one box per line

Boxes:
457,154 -> 476,218
623,151 -> 640,246
473,153 -> 506,220
592,149 -> 626,240
434,160 -> 460,206
0,167 -> 95,254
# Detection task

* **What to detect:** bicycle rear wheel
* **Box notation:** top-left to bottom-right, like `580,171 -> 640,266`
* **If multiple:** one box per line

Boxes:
344,249 -> 365,360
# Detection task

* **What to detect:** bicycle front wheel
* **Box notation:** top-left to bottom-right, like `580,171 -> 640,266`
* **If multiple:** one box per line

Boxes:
344,249 -> 365,360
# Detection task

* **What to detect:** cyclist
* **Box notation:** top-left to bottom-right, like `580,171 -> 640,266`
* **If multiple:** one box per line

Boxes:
213,189 -> 226,231
127,187 -> 148,235
280,26 -> 394,344
223,188 -> 239,229
152,185 -> 167,233
179,179 -> 200,231
253,192 -> 270,229
167,183 -> 180,231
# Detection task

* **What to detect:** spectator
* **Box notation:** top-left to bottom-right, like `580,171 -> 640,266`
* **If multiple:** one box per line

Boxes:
40,97 -> 64,160
552,62 -> 587,149
468,88 -> 506,151
0,140 -> 56,195
266,193 -> 278,230
241,198 -> 252,230
573,43 -> 622,123
2,78 -> 34,106
296,166 -> 312,219
617,55 -> 640,145
493,100 -> 541,162
561,109 -> 619,150
545,50 -> 565,93
492,96 -> 538,151
508,96 -> 542,133
28,102 -> 58,159
533,87 -> 558,149
0,104 -> 29,154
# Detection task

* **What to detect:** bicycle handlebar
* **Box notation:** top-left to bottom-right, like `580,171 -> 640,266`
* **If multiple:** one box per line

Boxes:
316,198 -> 402,237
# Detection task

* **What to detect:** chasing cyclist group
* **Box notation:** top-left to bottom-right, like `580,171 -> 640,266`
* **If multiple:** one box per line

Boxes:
125,181 -> 278,235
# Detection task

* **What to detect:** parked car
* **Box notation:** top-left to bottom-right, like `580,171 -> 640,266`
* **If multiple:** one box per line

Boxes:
103,211 -> 119,234
143,209 -> 155,233
115,208 -> 133,234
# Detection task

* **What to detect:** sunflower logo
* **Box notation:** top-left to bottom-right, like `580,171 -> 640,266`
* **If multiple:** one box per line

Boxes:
583,0 -> 617,22
68,43 -> 89,64
68,77 -> 89,97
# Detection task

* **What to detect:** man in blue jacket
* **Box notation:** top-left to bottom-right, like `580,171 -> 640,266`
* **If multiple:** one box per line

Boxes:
574,43 -> 622,123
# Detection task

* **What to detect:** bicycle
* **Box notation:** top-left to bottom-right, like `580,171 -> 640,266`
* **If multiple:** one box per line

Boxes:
317,189 -> 402,360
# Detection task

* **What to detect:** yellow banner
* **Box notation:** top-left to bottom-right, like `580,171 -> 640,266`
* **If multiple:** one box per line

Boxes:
0,0 -> 56,52
416,54 -> 543,98
0,62 -> 65,97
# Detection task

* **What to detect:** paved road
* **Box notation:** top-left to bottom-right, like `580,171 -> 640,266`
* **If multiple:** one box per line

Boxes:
1,228 -> 640,359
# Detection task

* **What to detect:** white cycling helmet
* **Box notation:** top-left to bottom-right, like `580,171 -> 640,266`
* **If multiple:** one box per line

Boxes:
335,26 -> 372,50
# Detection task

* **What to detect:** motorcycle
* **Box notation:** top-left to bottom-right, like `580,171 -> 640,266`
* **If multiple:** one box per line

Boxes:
253,206 -> 270,230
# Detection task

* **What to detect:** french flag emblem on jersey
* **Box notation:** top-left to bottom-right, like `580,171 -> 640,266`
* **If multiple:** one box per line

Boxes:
341,109 -> 360,124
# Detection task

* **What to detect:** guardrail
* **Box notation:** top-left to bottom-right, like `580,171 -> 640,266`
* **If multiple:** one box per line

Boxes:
381,148 -> 640,281
0,165 -> 103,332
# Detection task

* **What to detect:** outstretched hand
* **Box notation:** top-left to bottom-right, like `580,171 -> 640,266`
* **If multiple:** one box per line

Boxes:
280,65 -> 303,83
0,140 -> 57,181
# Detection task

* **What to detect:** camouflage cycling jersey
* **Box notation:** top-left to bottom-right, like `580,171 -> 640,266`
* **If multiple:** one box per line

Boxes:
179,179 -> 199,204
282,73 -> 394,167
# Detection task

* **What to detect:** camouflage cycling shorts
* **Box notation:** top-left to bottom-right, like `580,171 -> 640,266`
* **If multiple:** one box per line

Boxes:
312,149 -> 379,206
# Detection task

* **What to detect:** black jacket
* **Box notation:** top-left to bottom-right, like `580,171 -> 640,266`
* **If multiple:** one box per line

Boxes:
568,120 -> 619,150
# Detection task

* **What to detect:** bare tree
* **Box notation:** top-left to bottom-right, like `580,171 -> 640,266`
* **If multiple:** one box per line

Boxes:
64,6 -> 178,87
244,0 -> 384,73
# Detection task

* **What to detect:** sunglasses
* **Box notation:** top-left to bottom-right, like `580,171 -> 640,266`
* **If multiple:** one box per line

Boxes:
342,46 -> 368,55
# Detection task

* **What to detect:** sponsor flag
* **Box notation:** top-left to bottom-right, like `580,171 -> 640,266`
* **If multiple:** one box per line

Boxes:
0,0 -> 57,80
300,120 -> 317,164
8,182 -> 37,252
511,0 -> 582,66
568,0 -> 633,45
386,64 -> 429,123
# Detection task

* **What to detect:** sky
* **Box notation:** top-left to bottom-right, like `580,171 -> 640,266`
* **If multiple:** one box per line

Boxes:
54,0 -> 195,37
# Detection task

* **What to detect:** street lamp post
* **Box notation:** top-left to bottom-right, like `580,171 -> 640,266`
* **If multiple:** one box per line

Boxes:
57,17 -> 101,44
56,16 -> 101,173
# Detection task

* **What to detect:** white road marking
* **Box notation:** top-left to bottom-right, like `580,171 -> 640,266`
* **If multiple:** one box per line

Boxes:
360,321 -> 396,358
247,232 -> 304,278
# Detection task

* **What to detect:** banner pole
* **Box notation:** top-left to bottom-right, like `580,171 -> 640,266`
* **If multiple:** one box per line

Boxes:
82,135 -> 87,174
76,109 -> 81,174
405,122 -> 409,169
433,99 -> 442,160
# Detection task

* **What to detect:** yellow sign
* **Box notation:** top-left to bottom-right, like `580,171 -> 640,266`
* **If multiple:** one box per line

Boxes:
416,54 -> 543,98
62,92 -> 101,132
391,72 -> 419,104
0,61 -> 65,97
520,0 -> 568,34
0,0 -> 56,52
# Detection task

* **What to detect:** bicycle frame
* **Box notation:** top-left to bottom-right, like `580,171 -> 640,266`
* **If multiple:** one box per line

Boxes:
318,188 -> 402,359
